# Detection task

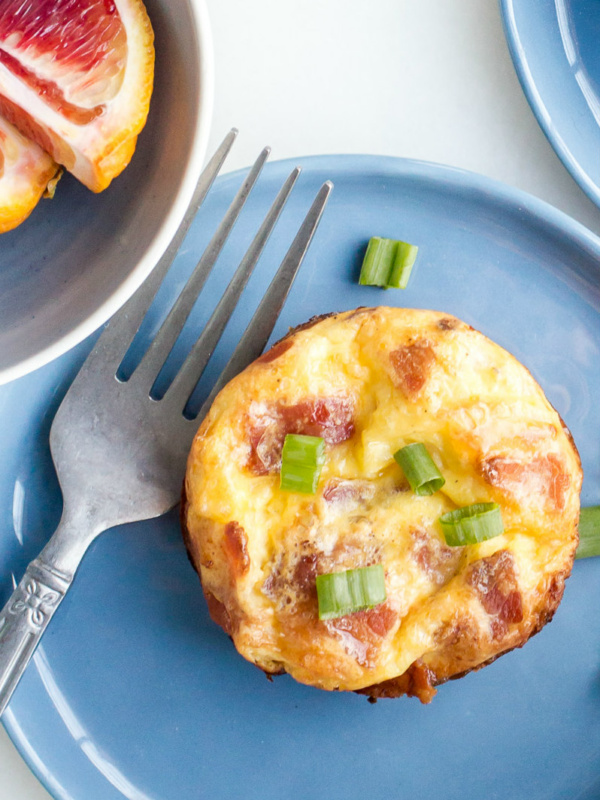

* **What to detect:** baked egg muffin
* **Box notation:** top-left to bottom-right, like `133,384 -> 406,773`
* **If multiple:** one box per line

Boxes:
182,307 -> 581,702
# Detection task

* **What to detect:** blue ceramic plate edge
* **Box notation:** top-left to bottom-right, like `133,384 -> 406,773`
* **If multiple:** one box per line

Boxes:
216,152 -> 600,260
499,0 -> 600,210
1,710 -> 67,800
3,151 -> 600,800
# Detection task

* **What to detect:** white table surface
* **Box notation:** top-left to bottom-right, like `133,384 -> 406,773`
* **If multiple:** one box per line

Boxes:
2,0 -> 600,798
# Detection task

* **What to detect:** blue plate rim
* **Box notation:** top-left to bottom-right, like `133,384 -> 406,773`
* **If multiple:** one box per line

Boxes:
499,0 -> 600,209
2,151 -> 600,800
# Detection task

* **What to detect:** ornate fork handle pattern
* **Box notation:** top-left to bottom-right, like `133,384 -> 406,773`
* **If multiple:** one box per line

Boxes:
0,558 -> 71,715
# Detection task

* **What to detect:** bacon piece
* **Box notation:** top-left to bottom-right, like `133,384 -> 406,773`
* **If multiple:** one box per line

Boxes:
262,540 -> 322,610
325,603 -> 397,667
362,603 -> 397,637
263,529 -> 382,617
292,554 -> 319,598
223,521 -> 250,578
405,660 -> 437,704
256,339 -> 294,364
389,340 -> 435,397
437,317 -> 459,331
249,423 -> 282,475
411,529 -> 461,586
467,550 -> 523,639
322,479 -> 374,506
246,397 -> 355,475
280,399 -> 355,443
480,453 -> 570,511
358,659 -> 437,704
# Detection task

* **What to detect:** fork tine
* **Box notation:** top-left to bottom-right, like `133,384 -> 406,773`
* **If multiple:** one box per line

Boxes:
192,180 -> 334,422
129,146 -> 272,390
76,129 -> 239,379
163,167 -> 302,411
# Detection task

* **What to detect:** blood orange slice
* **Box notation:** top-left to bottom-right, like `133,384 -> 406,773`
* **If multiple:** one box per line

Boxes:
0,115 -> 59,233
0,0 -> 154,193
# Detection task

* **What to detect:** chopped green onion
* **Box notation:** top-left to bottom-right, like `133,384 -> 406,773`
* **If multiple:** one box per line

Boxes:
280,434 -> 325,494
316,565 -> 386,620
388,241 -> 419,289
439,502 -> 504,547
394,442 -> 445,496
576,506 -> 600,559
359,237 -> 419,289
359,238 -> 396,287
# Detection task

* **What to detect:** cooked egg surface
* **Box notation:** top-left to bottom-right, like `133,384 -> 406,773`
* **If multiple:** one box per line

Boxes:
183,308 -> 581,701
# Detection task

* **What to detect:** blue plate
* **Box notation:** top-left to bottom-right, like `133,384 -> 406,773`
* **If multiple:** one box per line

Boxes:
501,0 -> 600,208
2,155 -> 600,800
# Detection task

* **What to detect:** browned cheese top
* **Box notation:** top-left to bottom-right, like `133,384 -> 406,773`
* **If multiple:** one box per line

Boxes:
184,307 -> 581,697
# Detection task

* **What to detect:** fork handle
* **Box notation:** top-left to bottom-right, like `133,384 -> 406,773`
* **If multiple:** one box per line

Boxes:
0,557 -> 71,716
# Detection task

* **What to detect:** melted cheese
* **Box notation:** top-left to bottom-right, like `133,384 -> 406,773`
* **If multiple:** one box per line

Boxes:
184,308 -> 581,697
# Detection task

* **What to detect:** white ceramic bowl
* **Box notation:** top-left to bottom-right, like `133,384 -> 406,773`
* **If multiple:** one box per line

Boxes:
0,0 -> 214,385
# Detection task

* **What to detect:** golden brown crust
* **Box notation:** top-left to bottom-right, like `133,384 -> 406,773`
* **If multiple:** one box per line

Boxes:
180,485 -> 197,574
183,307 -> 582,700
357,659 -> 438,703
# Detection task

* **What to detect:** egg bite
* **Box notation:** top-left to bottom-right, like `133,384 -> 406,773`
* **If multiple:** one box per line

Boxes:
182,307 -> 581,702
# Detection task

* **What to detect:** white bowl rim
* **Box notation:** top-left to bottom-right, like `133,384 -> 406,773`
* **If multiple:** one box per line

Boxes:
0,0 -> 215,388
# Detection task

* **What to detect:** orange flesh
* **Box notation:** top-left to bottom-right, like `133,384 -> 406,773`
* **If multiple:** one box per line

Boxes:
0,0 -> 127,122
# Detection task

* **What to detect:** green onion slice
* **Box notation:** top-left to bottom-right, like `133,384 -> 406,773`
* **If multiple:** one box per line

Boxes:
394,442 -> 445,496
388,241 -> 419,289
359,237 -> 419,290
576,506 -> 600,559
316,565 -> 386,620
439,502 -> 504,547
280,434 -> 325,494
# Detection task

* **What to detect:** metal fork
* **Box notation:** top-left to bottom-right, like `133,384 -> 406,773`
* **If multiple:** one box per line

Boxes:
0,130 -> 333,716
